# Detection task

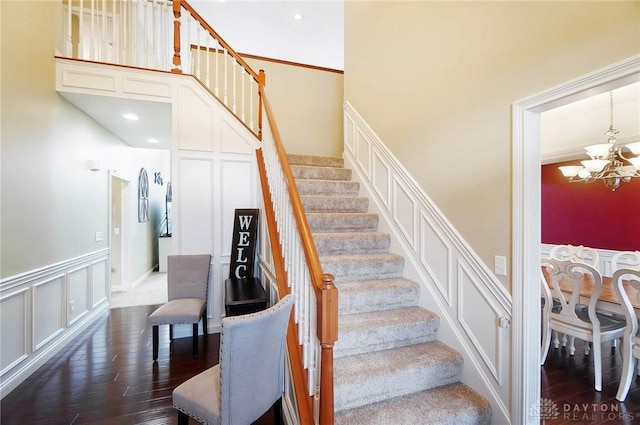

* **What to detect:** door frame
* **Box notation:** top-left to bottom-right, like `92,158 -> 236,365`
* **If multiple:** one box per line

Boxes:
512,55 -> 640,423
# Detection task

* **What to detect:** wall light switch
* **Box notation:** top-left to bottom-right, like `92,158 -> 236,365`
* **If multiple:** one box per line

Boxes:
95,232 -> 103,242
494,255 -> 507,276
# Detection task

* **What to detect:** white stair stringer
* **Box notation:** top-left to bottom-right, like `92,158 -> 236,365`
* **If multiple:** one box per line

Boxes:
289,154 -> 492,425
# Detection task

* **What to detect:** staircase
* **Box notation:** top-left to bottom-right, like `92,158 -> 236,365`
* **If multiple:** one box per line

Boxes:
289,154 -> 492,425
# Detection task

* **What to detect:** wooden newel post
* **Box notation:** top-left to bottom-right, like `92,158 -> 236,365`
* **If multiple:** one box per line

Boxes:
318,273 -> 337,425
171,0 -> 182,73
258,69 -> 266,140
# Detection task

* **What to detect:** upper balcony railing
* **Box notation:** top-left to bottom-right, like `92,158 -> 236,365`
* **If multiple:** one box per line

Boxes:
60,0 -> 261,138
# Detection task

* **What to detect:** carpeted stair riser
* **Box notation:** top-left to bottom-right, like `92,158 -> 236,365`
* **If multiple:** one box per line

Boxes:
289,154 -> 492,424
314,232 -> 390,255
320,253 -> 405,281
301,195 -> 369,213
292,165 -> 352,181
334,307 -> 440,358
306,213 -> 379,233
333,341 -> 463,412
296,179 -> 360,196
334,383 -> 492,425
336,278 -> 419,315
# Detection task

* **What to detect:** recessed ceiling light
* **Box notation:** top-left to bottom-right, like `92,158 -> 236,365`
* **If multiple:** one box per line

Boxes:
293,12 -> 303,21
147,138 -> 159,144
123,113 -> 139,121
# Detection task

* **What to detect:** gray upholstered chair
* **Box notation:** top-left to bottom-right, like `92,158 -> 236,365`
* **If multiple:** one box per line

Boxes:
173,294 -> 294,425
149,254 -> 211,361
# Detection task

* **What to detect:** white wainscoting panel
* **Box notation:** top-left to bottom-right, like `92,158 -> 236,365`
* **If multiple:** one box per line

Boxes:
0,250 -> 109,397
68,266 -> 90,325
0,289 -> 29,373
220,158 -> 256,257
33,275 -> 65,350
344,102 -> 512,425
177,84 -> 215,152
178,157 -> 214,255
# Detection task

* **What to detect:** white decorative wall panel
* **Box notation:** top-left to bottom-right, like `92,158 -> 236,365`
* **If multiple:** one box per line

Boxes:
68,267 -> 89,325
91,259 -> 108,307
179,158 -> 213,254
372,151 -> 390,208
344,102 -> 512,424
33,276 -> 65,350
220,159 -> 254,257
420,213 -> 452,304
177,85 -> 215,151
220,118 -> 255,154
61,69 -> 116,92
355,129 -> 370,178
392,177 -> 416,250
458,263 -> 502,383
123,77 -> 172,98
0,289 -> 28,373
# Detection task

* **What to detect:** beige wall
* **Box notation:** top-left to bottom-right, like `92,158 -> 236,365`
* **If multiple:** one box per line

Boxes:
344,1 -> 640,290
1,1 -> 169,280
245,56 -> 344,157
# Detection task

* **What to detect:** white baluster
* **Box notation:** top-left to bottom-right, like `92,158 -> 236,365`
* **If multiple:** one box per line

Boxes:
152,0 -> 158,68
232,60 -> 237,114
78,0 -> 84,58
195,25 -> 200,79
142,0 -> 148,67
66,0 -> 73,57
241,70 -> 246,122
205,36 -> 210,88
90,0 -> 95,60
161,0 -> 168,70
131,0 -> 138,66
101,0 -> 106,62
214,39 -> 219,96
249,77 -> 254,130
224,48 -> 228,105
122,0 -> 128,65
112,0 -> 117,63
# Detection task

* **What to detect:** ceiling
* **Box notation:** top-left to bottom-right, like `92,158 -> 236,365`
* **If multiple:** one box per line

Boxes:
62,1 -> 640,159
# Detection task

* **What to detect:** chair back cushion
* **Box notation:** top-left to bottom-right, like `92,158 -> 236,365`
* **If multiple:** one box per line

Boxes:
219,294 -> 294,425
167,254 -> 211,301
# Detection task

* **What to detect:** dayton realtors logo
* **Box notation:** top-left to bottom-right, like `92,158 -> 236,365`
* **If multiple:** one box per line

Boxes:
530,398 -> 639,423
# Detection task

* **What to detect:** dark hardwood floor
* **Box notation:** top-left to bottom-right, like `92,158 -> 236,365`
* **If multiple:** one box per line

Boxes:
0,305 -> 278,425
4,304 -> 640,424
541,338 -> 640,424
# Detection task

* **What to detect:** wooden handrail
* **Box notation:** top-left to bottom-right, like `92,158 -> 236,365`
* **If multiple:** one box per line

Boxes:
259,84 -> 338,425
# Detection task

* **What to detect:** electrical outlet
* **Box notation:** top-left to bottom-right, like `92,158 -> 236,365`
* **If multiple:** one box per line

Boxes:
95,232 -> 103,242
494,255 -> 507,276
69,300 -> 75,312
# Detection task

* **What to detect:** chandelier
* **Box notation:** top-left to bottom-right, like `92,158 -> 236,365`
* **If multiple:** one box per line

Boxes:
558,91 -> 640,191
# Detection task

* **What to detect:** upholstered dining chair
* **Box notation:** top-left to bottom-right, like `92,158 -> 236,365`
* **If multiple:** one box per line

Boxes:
540,258 -> 626,392
149,254 -> 211,361
612,268 -> 640,402
173,294 -> 294,425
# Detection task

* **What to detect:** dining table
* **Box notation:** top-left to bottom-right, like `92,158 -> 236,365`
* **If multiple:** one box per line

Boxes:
542,266 -> 640,317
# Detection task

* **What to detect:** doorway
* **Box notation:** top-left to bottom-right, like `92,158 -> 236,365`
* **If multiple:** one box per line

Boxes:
513,56 -> 640,423
110,171 -> 131,294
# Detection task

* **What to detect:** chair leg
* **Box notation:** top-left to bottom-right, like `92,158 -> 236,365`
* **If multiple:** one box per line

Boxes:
617,340 -> 635,401
169,324 -> 174,341
192,323 -> 199,358
593,339 -> 602,392
178,410 -> 189,425
274,397 -> 283,425
203,310 -> 208,336
152,325 -> 159,361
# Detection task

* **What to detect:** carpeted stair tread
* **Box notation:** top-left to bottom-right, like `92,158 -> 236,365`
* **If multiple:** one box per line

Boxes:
296,179 -> 360,196
307,212 -> 379,233
334,341 -> 463,412
314,232 -> 390,255
301,195 -> 369,213
335,307 -> 440,358
336,278 -> 419,314
321,253 -> 405,281
334,382 -> 492,425
292,164 -> 352,181
288,154 -> 344,168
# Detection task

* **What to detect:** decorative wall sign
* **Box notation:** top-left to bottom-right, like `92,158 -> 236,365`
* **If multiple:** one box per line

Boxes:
138,168 -> 149,223
229,209 -> 259,280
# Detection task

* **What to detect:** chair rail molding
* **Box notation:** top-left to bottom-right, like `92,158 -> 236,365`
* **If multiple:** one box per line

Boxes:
344,101 -> 512,425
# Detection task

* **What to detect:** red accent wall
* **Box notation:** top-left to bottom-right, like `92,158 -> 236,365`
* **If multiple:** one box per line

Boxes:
541,162 -> 640,251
